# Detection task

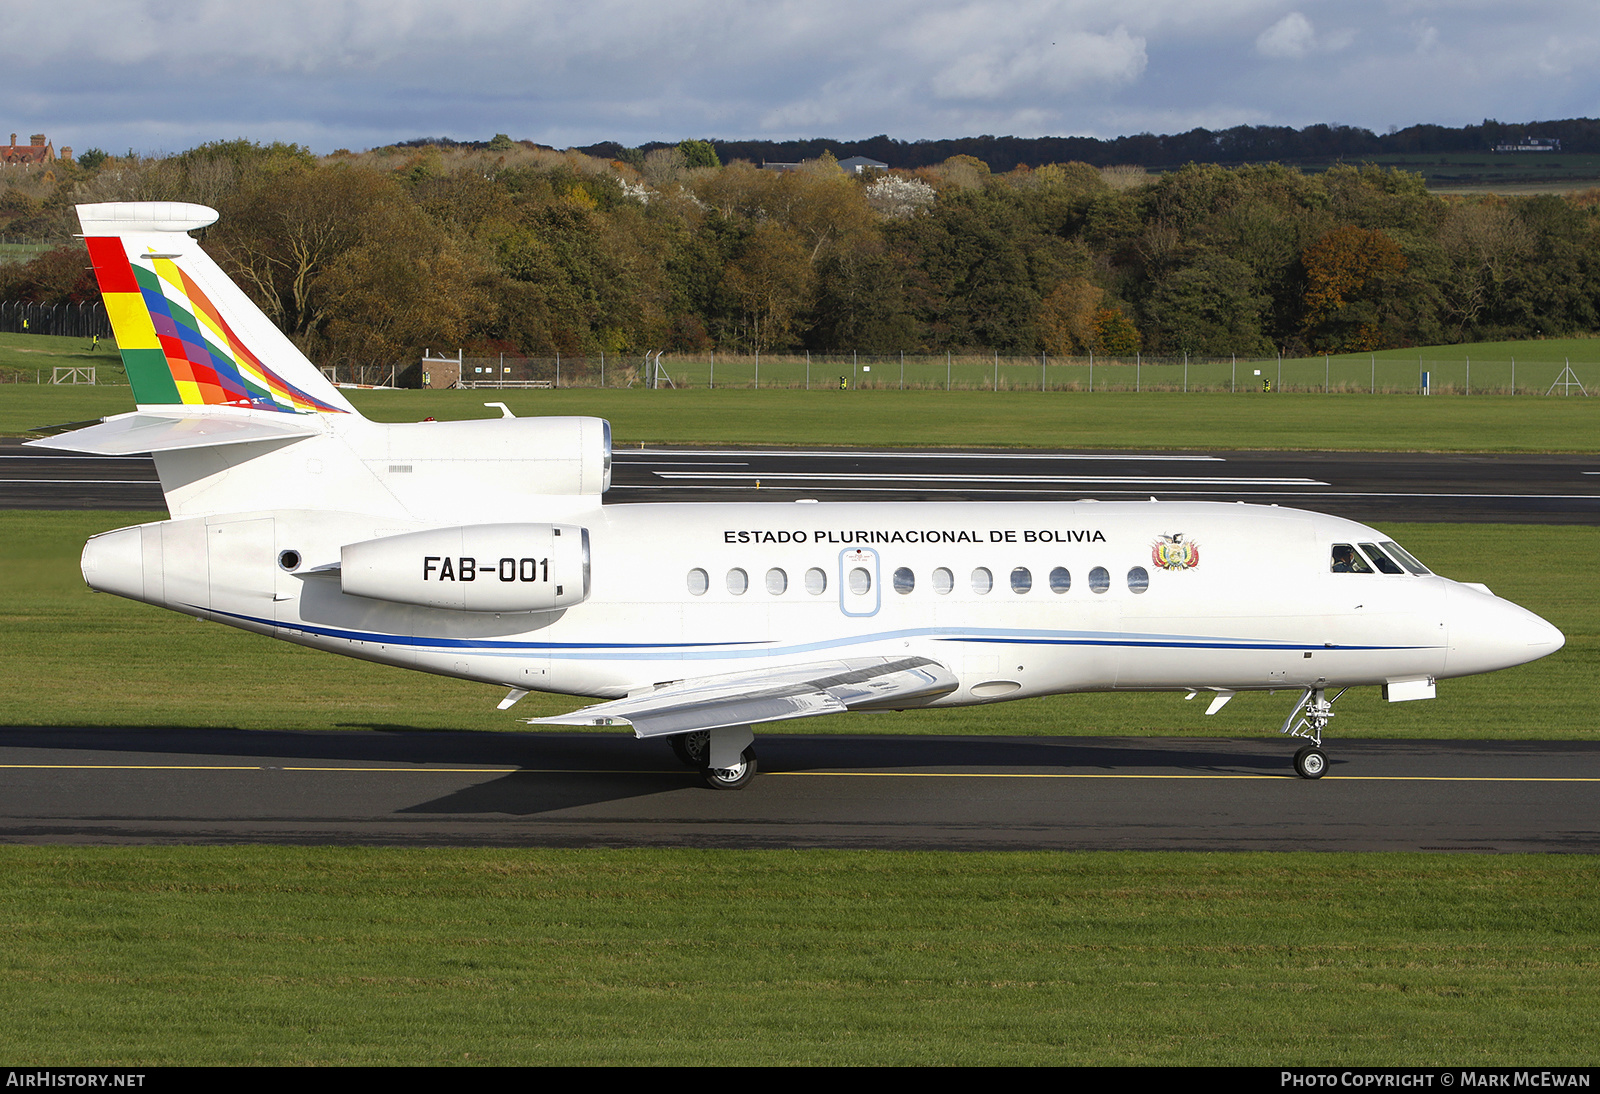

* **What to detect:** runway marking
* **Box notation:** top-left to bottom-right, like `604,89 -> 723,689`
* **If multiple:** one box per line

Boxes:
775,771 -> 1600,782
0,478 -> 158,485
611,484 -> 1600,501
0,454 -> 152,460
5,763 -> 1596,783
626,449 -> 1225,462
651,472 -> 1329,486
1,764 -> 276,770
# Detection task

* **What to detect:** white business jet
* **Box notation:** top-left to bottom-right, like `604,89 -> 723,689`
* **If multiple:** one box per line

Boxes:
32,202 -> 1565,786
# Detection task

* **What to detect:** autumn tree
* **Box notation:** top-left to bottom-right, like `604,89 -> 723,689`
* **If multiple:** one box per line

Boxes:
317,218 -> 494,369
1036,277 -> 1103,356
211,167 -> 403,347
1299,225 -> 1409,351
1092,305 -> 1141,355
722,222 -> 814,352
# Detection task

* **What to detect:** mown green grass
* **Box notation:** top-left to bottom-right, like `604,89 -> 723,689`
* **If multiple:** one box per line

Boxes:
3,511 -> 1591,738
4,336 -> 1600,451
0,847 -> 1595,1065
357,388 -> 1600,452
0,331 -> 123,386
18,385 -> 1590,454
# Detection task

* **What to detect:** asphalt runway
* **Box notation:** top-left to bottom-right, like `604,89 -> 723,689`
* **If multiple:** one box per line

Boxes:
5,437 -> 1595,849
3,728 -> 1597,851
5,440 -> 1600,522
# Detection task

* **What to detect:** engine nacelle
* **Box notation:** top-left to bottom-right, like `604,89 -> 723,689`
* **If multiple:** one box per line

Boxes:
341,523 -> 590,612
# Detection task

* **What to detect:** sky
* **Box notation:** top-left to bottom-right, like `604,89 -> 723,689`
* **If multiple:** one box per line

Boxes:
6,0 -> 1598,156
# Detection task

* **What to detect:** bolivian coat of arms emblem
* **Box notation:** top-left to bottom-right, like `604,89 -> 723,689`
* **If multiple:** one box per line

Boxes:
1151,533 -> 1200,571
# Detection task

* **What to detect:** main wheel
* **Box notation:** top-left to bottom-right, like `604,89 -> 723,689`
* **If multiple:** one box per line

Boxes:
1293,745 -> 1328,780
702,747 -> 758,790
671,730 -> 709,768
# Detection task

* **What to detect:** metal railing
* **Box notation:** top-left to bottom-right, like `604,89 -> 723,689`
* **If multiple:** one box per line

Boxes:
0,300 -> 112,339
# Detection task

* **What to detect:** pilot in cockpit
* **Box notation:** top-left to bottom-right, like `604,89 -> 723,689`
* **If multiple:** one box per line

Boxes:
1330,544 -> 1371,573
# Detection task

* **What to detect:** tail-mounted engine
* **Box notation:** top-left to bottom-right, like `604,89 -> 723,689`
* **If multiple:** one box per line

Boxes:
341,523 -> 590,612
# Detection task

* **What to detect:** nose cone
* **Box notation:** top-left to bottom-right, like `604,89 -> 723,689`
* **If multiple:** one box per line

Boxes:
1444,583 -> 1565,677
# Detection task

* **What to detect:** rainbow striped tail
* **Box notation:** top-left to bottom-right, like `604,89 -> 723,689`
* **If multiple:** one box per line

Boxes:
78,202 -> 357,416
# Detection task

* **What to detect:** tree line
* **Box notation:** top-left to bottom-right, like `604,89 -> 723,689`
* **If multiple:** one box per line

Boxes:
0,137 -> 1597,370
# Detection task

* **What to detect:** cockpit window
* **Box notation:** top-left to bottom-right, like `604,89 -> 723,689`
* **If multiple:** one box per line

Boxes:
1380,540 -> 1431,575
1358,543 -> 1405,575
1330,544 -> 1372,573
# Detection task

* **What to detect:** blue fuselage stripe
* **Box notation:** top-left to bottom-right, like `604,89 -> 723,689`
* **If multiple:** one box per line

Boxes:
204,607 -> 1430,660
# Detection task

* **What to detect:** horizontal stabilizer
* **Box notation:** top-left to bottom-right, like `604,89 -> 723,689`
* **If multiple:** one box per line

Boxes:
528,655 -> 958,738
25,411 -> 322,456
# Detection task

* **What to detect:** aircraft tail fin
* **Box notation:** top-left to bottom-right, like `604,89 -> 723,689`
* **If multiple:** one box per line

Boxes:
78,202 -> 358,417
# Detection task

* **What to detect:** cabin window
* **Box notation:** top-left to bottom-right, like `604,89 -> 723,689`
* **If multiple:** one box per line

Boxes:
849,567 -> 872,595
805,567 -> 827,595
971,567 -> 993,595
893,567 -> 915,594
726,568 -> 749,595
932,567 -> 954,595
1049,566 -> 1071,593
1088,566 -> 1110,594
687,568 -> 709,596
766,567 -> 788,594
1359,543 -> 1405,575
1330,544 -> 1372,573
1010,567 -> 1032,594
1381,540 -> 1430,575
1127,566 -> 1150,594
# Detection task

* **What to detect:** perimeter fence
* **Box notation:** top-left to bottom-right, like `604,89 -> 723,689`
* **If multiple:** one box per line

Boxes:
440,350 -> 1594,396
0,300 -> 112,339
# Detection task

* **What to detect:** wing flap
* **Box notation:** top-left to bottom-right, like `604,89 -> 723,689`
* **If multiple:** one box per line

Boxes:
527,655 -> 957,738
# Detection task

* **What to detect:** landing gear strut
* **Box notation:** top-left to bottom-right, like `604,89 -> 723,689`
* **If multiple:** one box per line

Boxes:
1279,686 -> 1347,780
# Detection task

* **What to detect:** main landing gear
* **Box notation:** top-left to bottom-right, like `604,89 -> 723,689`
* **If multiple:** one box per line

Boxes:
668,727 -> 759,790
1279,686 -> 1347,780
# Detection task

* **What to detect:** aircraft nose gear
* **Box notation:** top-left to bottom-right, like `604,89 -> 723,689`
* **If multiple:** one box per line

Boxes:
1279,686 -> 1346,779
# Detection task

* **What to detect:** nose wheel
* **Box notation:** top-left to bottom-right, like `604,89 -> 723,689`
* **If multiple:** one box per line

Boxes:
1293,745 -> 1328,780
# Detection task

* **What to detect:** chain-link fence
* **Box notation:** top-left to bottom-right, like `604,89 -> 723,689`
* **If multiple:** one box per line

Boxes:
424,350 -> 1595,396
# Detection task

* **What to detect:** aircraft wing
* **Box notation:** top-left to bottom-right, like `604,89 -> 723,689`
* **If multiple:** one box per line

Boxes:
526,655 -> 958,738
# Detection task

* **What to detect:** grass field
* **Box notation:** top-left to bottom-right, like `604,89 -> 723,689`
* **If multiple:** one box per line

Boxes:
1363,151 -> 1600,193
2,847 -> 1596,1065
6,383 -> 1600,453
0,331 -> 122,387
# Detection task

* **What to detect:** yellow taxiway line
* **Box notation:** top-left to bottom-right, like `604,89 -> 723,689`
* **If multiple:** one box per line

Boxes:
3,764 -> 1597,782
